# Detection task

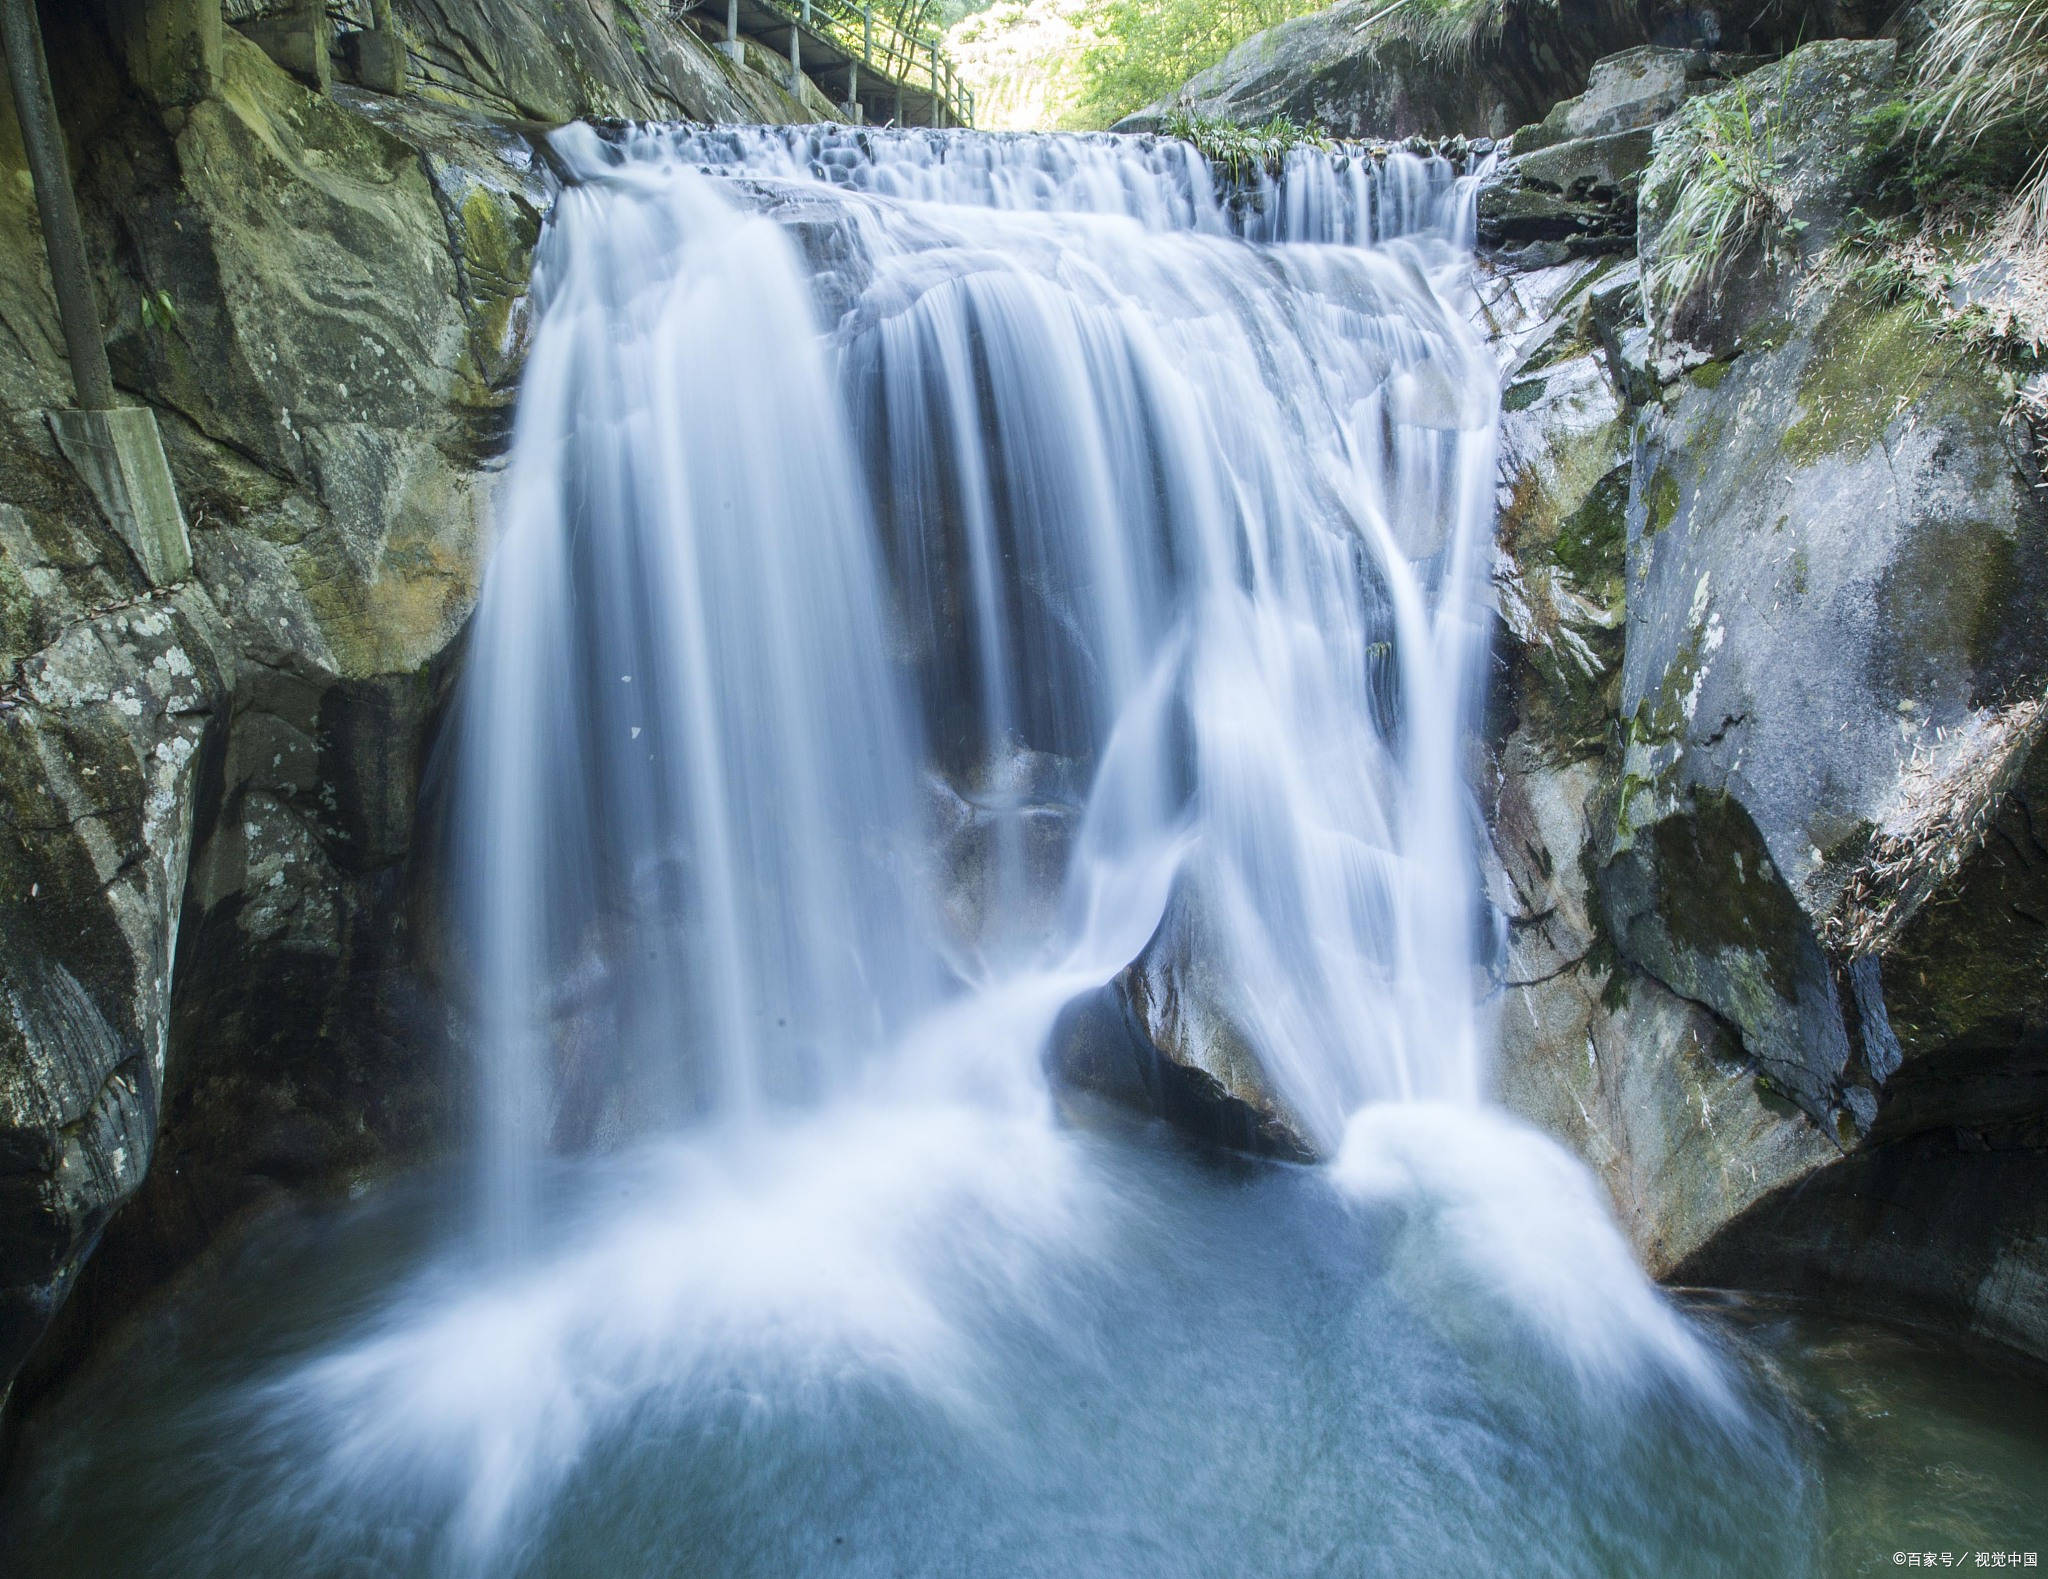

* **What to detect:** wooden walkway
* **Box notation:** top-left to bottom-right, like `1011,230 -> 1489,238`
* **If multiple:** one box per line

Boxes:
704,0 -> 974,128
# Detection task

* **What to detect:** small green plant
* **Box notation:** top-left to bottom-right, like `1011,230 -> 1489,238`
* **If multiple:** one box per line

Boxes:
1645,78 -> 1797,321
138,289 -> 180,337
1391,0 -> 1539,56
1160,107 -> 1330,181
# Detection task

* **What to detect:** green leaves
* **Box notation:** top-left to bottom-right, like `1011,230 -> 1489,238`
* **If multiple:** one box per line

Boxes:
1071,0 -> 1326,127
139,289 -> 181,337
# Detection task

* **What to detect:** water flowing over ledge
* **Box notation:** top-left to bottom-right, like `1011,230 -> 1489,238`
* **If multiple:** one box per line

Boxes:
465,124 -> 1499,1190
586,123 -> 1482,244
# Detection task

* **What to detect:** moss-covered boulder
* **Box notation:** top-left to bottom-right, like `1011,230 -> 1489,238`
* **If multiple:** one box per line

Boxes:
1600,38 -> 2048,1139
1471,35 -> 2048,1360
1115,0 -> 1890,140
386,0 -> 828,126
1479,247 -> 1840,1270
1487,744 -> 1839,1273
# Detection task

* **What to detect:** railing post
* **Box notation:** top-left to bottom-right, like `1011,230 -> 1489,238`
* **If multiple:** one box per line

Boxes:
724,0 -> 742,63
1,0 -> 116,410
3,0 -> 194,587
928,42 -> 939,127
861,4 -> 872,65
347,0 -> 407,95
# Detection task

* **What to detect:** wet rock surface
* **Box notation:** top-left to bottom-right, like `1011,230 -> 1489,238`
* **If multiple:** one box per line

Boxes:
1114,0 -> 1886,139
1478,37 -> 2048,1357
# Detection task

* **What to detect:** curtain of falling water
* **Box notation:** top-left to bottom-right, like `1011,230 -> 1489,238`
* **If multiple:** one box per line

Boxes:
450,124 -> 1500,1241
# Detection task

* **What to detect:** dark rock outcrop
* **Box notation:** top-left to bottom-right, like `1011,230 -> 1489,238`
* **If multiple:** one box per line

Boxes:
1474,45 -> 1777,267
1478,125 -> 1655,265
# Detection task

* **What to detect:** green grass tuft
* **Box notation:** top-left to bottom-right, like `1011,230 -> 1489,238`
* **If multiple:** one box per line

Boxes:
1644,77 -> 1797,325
1910,0 -> 2048,237
1158,107 -> 1332,180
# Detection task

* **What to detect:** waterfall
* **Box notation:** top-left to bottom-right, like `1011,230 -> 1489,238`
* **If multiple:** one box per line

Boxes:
126,127 -> 1783,1577
455,126 -> 1497,1214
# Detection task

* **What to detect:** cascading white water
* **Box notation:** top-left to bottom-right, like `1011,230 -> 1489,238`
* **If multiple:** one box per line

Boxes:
5,126 -> 1814,1579
459,126 -> 1498,1199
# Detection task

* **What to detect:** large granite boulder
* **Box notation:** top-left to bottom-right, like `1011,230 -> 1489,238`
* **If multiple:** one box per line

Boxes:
1518,39 -> 2048,1354
1475,40 -> 2048,1347
346,0 -> 821,125
1478,251 -> 1836,1272
1604,39 -> 2048,1131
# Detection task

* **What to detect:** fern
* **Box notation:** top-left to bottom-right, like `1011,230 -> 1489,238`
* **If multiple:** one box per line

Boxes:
1160,107 -> 1330,180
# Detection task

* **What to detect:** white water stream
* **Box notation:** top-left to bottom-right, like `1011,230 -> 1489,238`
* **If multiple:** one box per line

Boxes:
464,126 -> 1496,1182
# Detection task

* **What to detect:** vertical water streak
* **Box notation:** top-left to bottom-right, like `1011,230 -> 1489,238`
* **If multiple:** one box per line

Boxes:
453,136 -> 945,1247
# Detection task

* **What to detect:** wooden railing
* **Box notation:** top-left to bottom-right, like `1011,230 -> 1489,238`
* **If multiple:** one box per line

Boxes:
684,0 -> 974,127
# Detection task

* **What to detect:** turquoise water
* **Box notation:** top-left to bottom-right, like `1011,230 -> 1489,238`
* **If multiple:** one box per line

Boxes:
5,1111 -> 2042,1579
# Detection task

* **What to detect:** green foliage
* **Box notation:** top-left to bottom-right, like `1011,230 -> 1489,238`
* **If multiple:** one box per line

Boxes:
1071,0 -> 1324,127
1159,107 -> 1330,180
1645,78 -> 1798,320
841,0 -> 948,55
1068,0 -> 1526,129
1388,0 -> 1532,55
1855,96 -> 2038,215
1835,217 -> 2048,374
1908,0 -> 2048,235
139,289 -> 180,337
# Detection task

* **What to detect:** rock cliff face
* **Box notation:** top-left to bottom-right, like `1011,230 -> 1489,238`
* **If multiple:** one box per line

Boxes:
0,0 -> 828,1409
